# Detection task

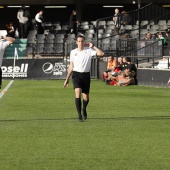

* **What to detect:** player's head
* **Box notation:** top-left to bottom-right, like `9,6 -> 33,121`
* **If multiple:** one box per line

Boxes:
76,35 -> 85,49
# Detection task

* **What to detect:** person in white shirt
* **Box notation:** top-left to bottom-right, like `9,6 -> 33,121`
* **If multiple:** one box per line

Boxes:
0,36 -> 15,89
35,10 -> 44,34
17,5 -> 30,38
64,35 -> 104,121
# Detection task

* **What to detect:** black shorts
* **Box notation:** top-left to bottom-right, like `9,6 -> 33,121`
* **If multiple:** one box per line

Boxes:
72,71 -> 90,94
0,68 -> 2,89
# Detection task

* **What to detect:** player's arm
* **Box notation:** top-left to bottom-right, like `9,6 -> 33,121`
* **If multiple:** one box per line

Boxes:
88,42 -> 104,56
64,61 -> 74,88
1,36 -> 15,45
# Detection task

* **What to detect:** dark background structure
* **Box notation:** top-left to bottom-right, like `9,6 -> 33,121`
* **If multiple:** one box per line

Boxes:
0,0 -> 170,29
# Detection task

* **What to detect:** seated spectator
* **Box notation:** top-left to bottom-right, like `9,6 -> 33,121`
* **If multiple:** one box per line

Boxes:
110,57 -> 137,86
124,57 -> 137,85
121,57 -> 128,71
105,57 -> 137,86
103,56 -> 117,81
112,71 -> 134,86
117,57 -> 128,71
117,57 -> 123,68
6,22 -> 15,38
106,67 -> 120,85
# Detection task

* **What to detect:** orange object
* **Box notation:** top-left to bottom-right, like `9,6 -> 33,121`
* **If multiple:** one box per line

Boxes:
107,60 -> 117,70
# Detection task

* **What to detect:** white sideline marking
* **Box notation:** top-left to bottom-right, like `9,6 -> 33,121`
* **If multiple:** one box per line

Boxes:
0,80 -> 14,99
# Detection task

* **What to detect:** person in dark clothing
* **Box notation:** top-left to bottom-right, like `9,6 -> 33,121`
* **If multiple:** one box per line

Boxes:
5,22 -> 15,38
113,8 -> 121,35
121,57 -> 129,71
69,10 -> 78,35
125,57 -> 138,85
121,11 -> 131,26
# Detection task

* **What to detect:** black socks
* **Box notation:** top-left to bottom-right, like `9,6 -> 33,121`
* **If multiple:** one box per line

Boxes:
83,99 -> 89,112
75,98 -> 89,120
82,99 -> 89,119
75,98 -> 82,119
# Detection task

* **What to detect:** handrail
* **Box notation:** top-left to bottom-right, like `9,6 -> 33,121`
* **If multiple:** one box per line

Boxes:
122,39 -> 163,57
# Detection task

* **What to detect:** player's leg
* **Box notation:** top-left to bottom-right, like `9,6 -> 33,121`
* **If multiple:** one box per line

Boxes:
74,88 -> 83,121
72,71 -> 84,121
82,93 -> 89,120
81,73 -> 90,120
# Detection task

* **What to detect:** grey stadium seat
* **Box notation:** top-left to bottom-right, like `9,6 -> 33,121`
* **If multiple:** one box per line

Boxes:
46,39 -> 54,44
98,21 -> 106,27
86,29 -> 95,34
85,34 -> 94,39
54,39 -> 64,54
159,25 -> 168,31
107,21 -> 114,26
36,44 -> 44,54
67,34 -> 76,39
26,44 -> 34,54
44,44 -> 54,53
151,25 -> 159,30
125,25 -> 133,30
158,20 -> 166,25
101,38 -> 110,51
141,20 -> 149,26
65,39 -> 76,55
110,39 -> 117,50
105,29 -> 113,34
55,34 -> 65,39
81,21 -> 89,26
46,34 -> 55,40
36,34 -> 46,44
62,25 -> 69,30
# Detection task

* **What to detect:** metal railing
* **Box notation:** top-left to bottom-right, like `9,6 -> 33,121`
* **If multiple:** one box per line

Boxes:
96,3 -> 170,46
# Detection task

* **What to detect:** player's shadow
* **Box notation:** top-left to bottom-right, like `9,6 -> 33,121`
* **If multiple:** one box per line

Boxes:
0,116 -> 170,122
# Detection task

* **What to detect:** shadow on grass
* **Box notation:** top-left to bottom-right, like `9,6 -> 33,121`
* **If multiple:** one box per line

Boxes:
0,116 -> 170,122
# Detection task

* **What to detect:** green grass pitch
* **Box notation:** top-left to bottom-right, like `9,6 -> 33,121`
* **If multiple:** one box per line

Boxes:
0,80 -> 170,170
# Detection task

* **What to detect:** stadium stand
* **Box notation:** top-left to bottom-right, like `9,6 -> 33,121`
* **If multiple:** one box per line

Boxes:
2,2 -> 169,71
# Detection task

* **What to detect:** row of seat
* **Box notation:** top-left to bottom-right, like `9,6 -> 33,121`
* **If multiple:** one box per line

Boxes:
26,43 -> 64,54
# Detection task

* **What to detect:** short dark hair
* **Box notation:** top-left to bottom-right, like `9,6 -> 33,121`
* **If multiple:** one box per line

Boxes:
76,35 -> 85,40
125,57 -> 131,62
108,56 -> 114,60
